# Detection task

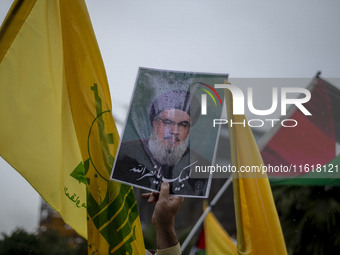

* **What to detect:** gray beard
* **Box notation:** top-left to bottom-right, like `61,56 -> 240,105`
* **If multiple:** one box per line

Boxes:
148,128 -> 189,166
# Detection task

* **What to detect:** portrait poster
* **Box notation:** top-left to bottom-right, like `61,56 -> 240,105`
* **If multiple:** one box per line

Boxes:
111,67 -> 228,198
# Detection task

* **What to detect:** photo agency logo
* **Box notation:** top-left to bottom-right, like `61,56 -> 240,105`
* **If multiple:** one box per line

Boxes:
198,83 -> 312,128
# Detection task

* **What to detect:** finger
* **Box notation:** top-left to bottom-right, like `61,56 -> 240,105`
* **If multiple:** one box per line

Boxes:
148,192 -> 160,203
159,182 -> 170,201
141,193 -> 151,199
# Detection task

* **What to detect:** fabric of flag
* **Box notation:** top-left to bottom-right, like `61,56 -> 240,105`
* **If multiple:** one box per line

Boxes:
260,77 -> 340,185
204,210 -> 237,255
189,228 -> 205,255
189,209 -> 237,255
0,0 -> 145,254
225,89 -> 287,254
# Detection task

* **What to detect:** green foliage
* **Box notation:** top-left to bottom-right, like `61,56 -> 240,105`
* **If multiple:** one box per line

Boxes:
0,229 -> 87,255
272,185 -> 340,255
0,229 -> 42,255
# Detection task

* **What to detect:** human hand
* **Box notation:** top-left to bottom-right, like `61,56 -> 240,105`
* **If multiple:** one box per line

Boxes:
142,182 -> 184,249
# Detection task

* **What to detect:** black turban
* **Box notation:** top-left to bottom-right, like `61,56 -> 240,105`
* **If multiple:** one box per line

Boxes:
149,90 -> 201,126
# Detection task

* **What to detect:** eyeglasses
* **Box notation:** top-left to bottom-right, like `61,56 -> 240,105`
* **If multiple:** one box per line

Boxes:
156,118 -> 191,129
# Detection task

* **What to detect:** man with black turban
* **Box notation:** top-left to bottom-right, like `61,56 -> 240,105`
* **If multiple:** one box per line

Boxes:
113,90 -> 209,197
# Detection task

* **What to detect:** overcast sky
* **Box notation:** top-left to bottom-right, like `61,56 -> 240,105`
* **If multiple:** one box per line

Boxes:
1,0 -> 340,235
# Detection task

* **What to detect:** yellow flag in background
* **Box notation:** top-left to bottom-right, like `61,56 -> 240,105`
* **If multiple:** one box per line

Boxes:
225,89 -> 287,255
204,205 -> 237,255
0,0 -> 145,254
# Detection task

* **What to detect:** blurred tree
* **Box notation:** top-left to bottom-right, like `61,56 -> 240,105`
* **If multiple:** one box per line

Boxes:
0,228 -> 87,255
272,185 -> 340,255
0,229 -> 41,255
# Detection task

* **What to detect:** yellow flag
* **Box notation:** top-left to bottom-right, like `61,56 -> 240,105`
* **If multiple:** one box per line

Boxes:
204,205 -> 237,255
0,0 -> 145,254
225,89 -> 287,255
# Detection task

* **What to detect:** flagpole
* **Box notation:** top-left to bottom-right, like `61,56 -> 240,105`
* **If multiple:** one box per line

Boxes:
181,176 -> 233,252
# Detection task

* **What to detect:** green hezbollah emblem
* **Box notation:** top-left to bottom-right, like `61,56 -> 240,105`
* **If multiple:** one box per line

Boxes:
70,84 -> 139,254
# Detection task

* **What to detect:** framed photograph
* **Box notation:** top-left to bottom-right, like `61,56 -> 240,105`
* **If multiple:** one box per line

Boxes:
111,67 -> 228,198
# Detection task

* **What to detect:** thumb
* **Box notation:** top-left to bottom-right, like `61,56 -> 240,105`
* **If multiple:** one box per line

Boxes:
159,182 -> 170,201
